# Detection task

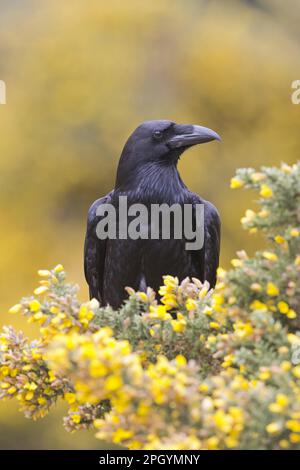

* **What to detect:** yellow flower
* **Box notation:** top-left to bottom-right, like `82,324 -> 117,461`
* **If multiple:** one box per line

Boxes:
64,392 -> 77,404
50,306 -> 60,314
54,264 -> 64,273
203,306 -> 213,315
274,235 -> 285,244
259,369 -> 270,381
260,184 -> 273,198
25,391 -> 34,401
230,177 -> 244,189
37,397 -> 47,405
292,366 -> 300,379
233,321 -> 253,339
241,209 -> 256,225
209,322 -> 220,330
171,313 -> 186,333
161,293 -> 178,309
71,414 -> 81,424
33,311 -> 45,321
137,403 -> 150,417
24,381 -> 37,391
290,433 -> 300,443
104,375 -> 123,392
212,293 -> 224,307
217,267 -> 226,279
207,335 -> 216,344
149,305 -> 171,321
175,355 -> 187,367
161,275 -> 178,293
48,370 -> 56,382
231,259 -> 243,268
222,354 -> 235,368
279,439 -> 290,449
266,422 -> 281,434
9,303 -> 22,314
273,393 -> 289,410
250,300 -> 267,311
286,420 -> 300,433
89,360 -> 108,378
277,301 -> 289,314
79,305 -> 94,324
213,410 -> 232,433
266,282 -> 279,297
29,300 -> 41,312
1,383 -> 9,389
0,366 -> 10,377
290,228 -> 299,238
287,334 -> 300,345
262,251 -> 278,262
206,436 -> 219,450
295,255 -> 300,266
198,383 -> 209,392
280,361 -> 291,371
185,298 -> 197,311
112,428 -> 133,443
287,309 -> 297,319
137,292 -> 148,302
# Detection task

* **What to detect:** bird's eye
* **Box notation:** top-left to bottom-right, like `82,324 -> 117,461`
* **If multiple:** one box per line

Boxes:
153,130 -> 163,140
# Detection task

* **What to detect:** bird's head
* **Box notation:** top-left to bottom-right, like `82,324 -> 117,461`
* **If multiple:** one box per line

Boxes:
116,120 -> 221,188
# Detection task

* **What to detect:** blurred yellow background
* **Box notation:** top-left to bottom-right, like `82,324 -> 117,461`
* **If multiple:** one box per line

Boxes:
0,0 -> 299,449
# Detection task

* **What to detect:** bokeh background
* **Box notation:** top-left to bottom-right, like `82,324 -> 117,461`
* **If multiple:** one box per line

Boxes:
0,0 -> 299,449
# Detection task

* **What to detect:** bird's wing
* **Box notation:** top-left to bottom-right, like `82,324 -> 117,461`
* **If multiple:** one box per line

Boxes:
191,195 -> 221,288
84,192 -> 113,302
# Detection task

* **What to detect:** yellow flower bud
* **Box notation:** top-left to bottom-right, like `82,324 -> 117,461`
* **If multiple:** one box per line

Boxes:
34,285 -> 49,296
277,301 -> 289,314
260,184 -> 273,198
266,282 -> 279,297
71,414 -> 81,424
9,303 -> 22,314
175,355 -> 187,367
54,264 -> 64,273
29,300 -> 41,312
230,177 -> 244,189
262,251 -> 278,262
38,270 -> 51,277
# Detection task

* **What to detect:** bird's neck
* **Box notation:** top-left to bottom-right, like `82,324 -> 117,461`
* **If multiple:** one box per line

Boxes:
115,162 -> 188,204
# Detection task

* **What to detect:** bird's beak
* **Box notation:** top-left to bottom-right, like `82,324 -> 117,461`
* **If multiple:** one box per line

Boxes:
167,124 -> 221,150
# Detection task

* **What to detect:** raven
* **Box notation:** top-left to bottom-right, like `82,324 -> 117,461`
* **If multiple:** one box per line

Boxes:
84,120 -> 221,308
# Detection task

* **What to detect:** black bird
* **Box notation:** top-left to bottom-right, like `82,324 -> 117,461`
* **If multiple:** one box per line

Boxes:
84,120 -> 221,308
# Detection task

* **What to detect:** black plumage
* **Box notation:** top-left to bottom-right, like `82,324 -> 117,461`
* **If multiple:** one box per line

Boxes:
84,120 -> 221,308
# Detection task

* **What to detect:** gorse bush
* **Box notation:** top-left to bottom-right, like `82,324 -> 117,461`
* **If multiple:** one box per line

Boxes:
1,162 -> 300,450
